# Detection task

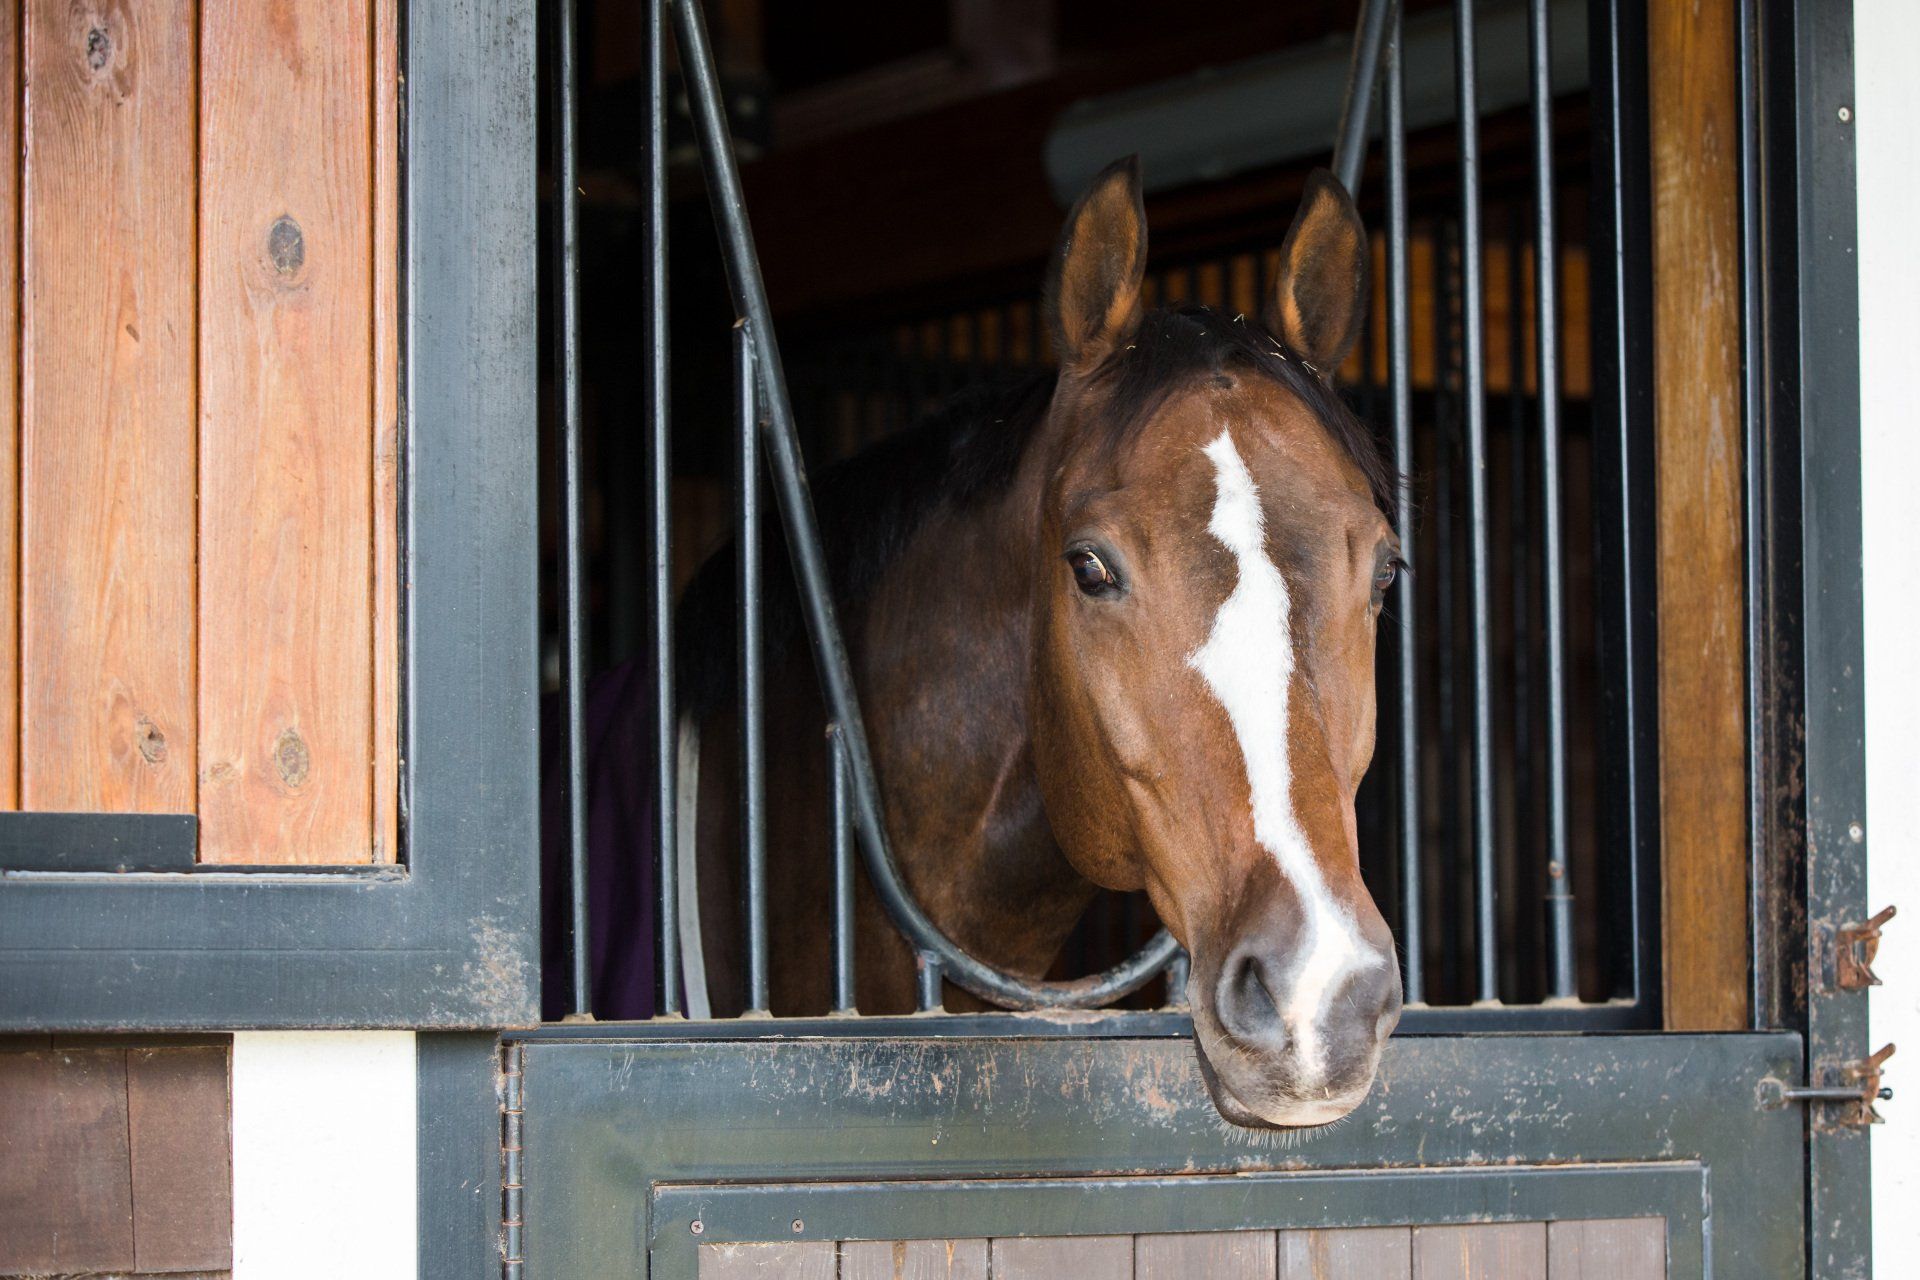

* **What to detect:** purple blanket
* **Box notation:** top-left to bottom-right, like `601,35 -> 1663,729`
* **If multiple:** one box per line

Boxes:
539,659 -> 662,1021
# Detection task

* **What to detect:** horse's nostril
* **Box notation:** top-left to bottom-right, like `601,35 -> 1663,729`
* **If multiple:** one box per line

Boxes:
1217,950 -> 1285,1046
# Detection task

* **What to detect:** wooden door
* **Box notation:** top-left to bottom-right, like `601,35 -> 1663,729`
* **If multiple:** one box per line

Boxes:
2,0 -> 400,863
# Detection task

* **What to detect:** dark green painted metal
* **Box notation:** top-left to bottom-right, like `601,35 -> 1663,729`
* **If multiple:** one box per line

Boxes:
513,1032 -> 1804,1276
0,814 -> 196,872
1767,0 -> 1870,1272
418,1034 -> 506,1280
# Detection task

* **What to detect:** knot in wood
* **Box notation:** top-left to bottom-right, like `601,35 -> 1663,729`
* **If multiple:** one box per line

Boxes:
274,728 -> 311,789
134,715 -> 167,766
267,215 -> 306,277
86,28 -> 111,73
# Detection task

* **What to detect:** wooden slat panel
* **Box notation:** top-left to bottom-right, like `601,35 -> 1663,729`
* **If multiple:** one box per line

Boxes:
1546,1218 -> 1664,1280
0,1049 -> 135,1273
0,0 -> 16,812
1139,1230 -> 1276,1279
128,1045 -> 233,1272
992,1236 -> 1133,1279
1280,1227 -> 1412,1279
19,0 -> 197,815
198,0 -> 376,862
1411,1224 -> 1546,1280
1650,0 -> 1747,1028
371,0 -> 400,863
842,1238 -> 991,1280
699,1241 -> 837,1279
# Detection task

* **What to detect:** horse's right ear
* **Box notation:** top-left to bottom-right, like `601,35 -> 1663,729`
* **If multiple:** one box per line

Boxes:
1044,157 -> 1147,373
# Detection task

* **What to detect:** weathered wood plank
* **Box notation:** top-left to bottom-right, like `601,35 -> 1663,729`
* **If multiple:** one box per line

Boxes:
699,1241 -> 837,1279
0,0 -> 16,811
842,1238 -> 991,1280
198,0 -> 376,862
128,1045 -> 233,1272
1279,1227 -> 1412,1279
0,1049 -> 135,1273
19,0 -> 197,816
371,0 -> 401,863
992,1235 -> 1134,1279
1546,1218 -> 1664,1280
1139,1230 -> 1276,1279
1650,0 -> 1747,1029
1411,1223 -> 1546,1280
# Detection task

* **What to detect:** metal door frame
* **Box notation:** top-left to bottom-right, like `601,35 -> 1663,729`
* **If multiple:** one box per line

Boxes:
408,0 -> 1870,1274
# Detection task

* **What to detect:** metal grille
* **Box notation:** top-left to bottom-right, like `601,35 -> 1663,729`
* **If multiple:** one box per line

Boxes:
544,0 -> 1659,1031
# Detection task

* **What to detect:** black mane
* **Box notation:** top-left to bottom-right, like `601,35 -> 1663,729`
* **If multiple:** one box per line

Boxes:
675,305 -> 1393,719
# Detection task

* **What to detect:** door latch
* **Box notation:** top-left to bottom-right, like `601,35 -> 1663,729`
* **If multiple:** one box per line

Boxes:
1835,904 -> 1896,990
1761,1043 -> 1896,1127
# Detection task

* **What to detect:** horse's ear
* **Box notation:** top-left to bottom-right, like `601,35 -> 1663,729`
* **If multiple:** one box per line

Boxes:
1265,169 -> 1369,372
1045,156 -> 1147,372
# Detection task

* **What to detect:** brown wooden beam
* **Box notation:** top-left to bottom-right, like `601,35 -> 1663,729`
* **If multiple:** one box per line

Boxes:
1650,0 -> 1748,1030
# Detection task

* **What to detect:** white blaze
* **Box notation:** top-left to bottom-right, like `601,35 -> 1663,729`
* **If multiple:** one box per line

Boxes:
1188,428 -> 1369,1080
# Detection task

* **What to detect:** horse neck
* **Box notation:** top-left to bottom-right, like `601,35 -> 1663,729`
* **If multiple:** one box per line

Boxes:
854,425 -> 1098,977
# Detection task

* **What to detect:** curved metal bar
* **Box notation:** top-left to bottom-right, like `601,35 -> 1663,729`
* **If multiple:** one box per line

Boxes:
670,0 -> 1175,1011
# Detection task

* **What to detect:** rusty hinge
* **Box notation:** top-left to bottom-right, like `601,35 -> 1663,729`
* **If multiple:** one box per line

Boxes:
500,1041 -> 525,1280
1761,1043 -> 1897,1127
1835,904 -> 1897,990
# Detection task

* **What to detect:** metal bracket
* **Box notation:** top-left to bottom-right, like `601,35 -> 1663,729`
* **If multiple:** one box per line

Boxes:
1761,1043 -> 1896,1127
1834,904 -> 1896,990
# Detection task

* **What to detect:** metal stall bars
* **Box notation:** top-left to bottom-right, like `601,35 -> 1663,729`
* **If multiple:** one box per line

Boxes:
675,0 -> 1178,1013
548,0 -> 1654,1026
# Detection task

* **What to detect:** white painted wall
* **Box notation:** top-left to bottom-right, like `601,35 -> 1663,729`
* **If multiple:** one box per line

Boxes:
231,1031 -> 418,1280
1857,2 -> 1920,1271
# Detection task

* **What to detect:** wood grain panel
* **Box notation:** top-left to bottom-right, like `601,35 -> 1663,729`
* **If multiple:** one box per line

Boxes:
1410,1223 -> 1545,1280
699,1241 -> 837,1278
19,0 -> 198,816
1546,1218 -> 1664,1280
0,0 -> 16,811
0,1049 -> 135,1273
128,1045 -> 233,1272
1649,0 -> 1747,1028
371,0 -> 400,863
198,0 -> 376,862
1138,1230 -> 1275,1279
842,1238 -> 990,1280
1279,1227 -> 1412,1279
991,1235 -> 1133,1279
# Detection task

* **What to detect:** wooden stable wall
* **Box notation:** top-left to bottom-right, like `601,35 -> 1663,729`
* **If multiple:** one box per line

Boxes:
0,0 -> 399,863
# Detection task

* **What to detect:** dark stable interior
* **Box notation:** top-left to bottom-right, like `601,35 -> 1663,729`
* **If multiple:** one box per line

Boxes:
538,0 -> 1636,1016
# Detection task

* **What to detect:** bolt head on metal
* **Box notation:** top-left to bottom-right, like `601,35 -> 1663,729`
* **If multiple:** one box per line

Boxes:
1839,105 -> 1852,122
690,1220 -> 704,1236
1849,821 -> 1865,843
791,1219 -> 805,1233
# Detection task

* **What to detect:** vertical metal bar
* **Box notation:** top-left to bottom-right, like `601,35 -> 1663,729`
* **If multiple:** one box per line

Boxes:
1164,948 -> 1191,1009
829,723 -> 856,1013
1434,220 -> 1462,1001
1455,0 -> 1500,1005
916,953 -> 944,1012
646,0 -> 682,1018
1529,0 -> 1577,1001
1333,0 -> 1398,197
735,320 -> 770,1014
551,0 -> 593,1019
1384,13 -> 1423,1006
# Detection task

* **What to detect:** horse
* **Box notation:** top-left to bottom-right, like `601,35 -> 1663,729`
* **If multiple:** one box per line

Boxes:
663,159 -> 1403,1129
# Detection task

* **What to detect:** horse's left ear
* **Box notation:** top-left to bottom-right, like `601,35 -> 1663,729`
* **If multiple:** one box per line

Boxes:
1265,169 -> 1369,372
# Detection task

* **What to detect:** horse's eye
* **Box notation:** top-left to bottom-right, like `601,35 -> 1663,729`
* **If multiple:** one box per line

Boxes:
1069,548 -> 1118,595
1374,562 -> 1399,594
